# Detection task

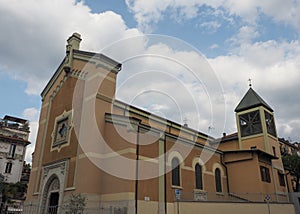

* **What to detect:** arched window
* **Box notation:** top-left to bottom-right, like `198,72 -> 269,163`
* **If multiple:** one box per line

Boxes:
172,157 -> 180,186
195,163 -> 203,189
215,168 -> 222,192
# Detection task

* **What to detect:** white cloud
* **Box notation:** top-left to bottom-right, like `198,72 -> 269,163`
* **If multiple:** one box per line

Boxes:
208,38 -> 300,140
1,0 -> 299,146
22,108 -> 40,164
0,0 -> 141,95
209,44 -> 219,49
199,21 -> 221,32
229,26 -> 260,45
110,35 -> 226,137
125,0 -> 300,33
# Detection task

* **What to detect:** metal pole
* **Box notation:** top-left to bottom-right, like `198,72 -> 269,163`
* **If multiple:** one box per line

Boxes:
267,200 -> 270,214
177,199 -> 179,214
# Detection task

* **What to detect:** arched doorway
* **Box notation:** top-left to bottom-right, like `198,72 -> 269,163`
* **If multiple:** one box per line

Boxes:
41,175 -> 60,214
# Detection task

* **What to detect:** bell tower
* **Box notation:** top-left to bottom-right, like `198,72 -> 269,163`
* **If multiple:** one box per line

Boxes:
235,86 -> 278,155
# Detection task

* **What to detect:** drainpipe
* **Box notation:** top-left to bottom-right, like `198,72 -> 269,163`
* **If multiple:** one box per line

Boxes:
284,171 -> 290,202
271,164 -> 279,202
135,124 -> 140,214
164,136 -> 167,214
220,154 -> 230,193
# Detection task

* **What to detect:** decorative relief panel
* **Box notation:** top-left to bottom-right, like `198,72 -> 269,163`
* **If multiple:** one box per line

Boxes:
51,110 -> 73,151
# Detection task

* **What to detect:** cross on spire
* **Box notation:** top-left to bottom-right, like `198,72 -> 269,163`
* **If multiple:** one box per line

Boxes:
248,78 -> 252,87
183,118 -> 188,127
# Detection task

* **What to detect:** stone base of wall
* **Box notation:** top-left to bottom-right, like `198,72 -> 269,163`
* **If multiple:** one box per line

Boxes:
171,201 -> 295,214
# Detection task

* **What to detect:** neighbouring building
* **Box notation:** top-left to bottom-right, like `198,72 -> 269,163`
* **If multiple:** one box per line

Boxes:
0,115 -> 30,183
25,33 -> 295,214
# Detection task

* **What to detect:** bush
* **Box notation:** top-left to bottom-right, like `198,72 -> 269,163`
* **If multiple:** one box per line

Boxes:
65,193 -> 86,214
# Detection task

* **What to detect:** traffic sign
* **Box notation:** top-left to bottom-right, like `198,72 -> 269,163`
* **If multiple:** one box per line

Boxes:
175,189 -> 181,200
265,194 -> 271,201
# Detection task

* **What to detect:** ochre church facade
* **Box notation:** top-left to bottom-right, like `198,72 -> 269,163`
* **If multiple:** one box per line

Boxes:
25,33 -> 295,214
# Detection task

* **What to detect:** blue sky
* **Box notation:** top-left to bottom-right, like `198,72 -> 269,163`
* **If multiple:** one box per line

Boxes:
0,0 -> 300,162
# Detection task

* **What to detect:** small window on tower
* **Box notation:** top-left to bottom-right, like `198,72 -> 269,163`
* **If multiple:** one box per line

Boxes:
264,111 -> 276,137
239,110 -> 262,137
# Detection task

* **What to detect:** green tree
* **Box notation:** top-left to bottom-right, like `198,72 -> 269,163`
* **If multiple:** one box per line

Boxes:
282,154 -> 300,192
2,182 -> 27,202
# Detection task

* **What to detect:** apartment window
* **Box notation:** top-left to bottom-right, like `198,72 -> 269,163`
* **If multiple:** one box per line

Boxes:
215,168 -> 222,192
195,163 -> 203,189
8,144 -> 16,158
272,146 -> 276,157
5,162 -> 12,173
172,157 -> 180,186
278,172 -> 285,186
260,166 -> 271,183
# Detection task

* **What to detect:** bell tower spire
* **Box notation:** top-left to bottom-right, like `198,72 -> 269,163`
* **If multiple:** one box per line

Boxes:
235,86 -> 278,155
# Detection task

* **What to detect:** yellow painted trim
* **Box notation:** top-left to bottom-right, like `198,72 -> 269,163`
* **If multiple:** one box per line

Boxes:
139,155 -> 159,164
212,163 -> 225,177
181,166 -> 193,171
100,192 -> 135,201
64,187 -> 76,191
167,151 -> 184,166
42,102 -> 49,109
192,158 -> 207,172
203,171 -> 214,176
39,119 -> 46,125
260,107 -> 270,153
34,97 -> 52,193
96,92 -> 113,103
78,148 -> 136,160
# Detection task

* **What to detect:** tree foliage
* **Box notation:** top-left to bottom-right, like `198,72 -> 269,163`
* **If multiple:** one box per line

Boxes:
1,182 -> 27,202
282,154 -> 300,191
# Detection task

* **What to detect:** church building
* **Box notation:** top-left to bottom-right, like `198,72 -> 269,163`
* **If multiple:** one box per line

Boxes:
24,33 -> 295,214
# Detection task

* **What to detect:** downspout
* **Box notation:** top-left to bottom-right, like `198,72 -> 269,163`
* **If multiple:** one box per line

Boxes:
284,171 -> 290,202
271,164 -> 279,201
220,153 -> 230,193
164,136 -> 167,214
135,124 -> 140,214
284,171 -> 291,193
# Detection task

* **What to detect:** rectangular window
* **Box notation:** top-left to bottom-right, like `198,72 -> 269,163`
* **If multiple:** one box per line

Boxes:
239,110 -> 262,137
278,172 -> 285,186
260,166 -> 271,183
5,162 -> 12,173
172,158 -> 180,186
7,144 -> 16,159
272,146 -> 276,157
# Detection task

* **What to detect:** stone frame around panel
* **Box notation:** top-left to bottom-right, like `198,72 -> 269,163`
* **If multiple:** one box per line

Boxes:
51,110 -> 73,151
